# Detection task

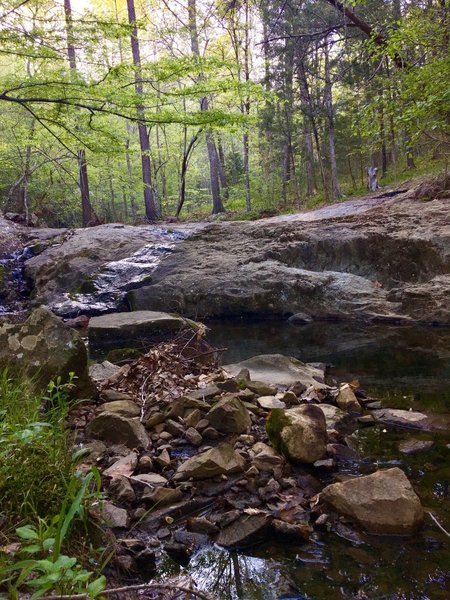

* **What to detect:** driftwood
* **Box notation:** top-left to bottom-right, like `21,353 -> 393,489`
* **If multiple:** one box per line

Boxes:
367,166 -> 379,192
41,581 -> 215,599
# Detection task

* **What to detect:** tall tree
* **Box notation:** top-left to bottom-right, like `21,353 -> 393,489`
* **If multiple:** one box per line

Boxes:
126,0 -> 159,221
63,0 -> 98,227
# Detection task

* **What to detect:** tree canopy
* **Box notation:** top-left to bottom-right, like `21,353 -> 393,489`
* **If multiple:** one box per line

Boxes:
0,0 -> 448,225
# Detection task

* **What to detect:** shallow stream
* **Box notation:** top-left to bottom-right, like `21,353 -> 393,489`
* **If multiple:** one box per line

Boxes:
158,320 -> 450,599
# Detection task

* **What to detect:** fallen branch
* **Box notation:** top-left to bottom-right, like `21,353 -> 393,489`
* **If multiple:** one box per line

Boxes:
42,581 -> 215,599
427,511 -> 450,539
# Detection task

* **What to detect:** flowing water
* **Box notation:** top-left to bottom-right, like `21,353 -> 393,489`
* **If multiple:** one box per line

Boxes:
157,320 -> 450,599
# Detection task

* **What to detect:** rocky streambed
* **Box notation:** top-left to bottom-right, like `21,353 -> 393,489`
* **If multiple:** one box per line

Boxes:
1,307 -> 449,599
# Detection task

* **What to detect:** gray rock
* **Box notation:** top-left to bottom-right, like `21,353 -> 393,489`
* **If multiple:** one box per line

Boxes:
251,443 -> 284,473
287,312 -> 313,325
86,412 -> 149,449
336,384 -> 362,413
88,310 -> 188,347
130,473 -> 168,487
174,443 -> 245,480
206,395 -> 251,434
316,403 -> 358,434
97,400 -> 140,418
108,475 -> 136,504
103,452 -> 138,479
217,513 -> 271,548
372,408 -> 450,432
185,427 -> 203,446
257,396 -> 286,410
321,467 -> 423,534
89,361 -> 120,385
0,306 -> 91,393
142,486 -> 183,506
224,354 -> 326,389
266,405 -> 327,464
102,502 -> 129,528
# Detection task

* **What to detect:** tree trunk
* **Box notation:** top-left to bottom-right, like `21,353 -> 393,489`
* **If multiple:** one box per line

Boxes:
63,0 -> 98,227
298,59 -> 317,196
176,128 -> 203,217
188,0 -> 224,214
324,39 -> 341,199
126,0 -> 159,221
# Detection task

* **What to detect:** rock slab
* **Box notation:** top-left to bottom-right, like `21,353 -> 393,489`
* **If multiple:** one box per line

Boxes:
321,467 -> 423,534
174,443 -> 245,480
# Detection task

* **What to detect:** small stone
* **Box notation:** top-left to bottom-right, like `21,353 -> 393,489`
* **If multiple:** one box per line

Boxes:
257,396 -> 286,410
184,409 -> 202,428
165,419 -> 184,437
130,473 -> 168,487
102,502 -> 129,528
97,400 -> 140,418
145,412 -> 165,429
315,513 -> 329,526
281,391 -> 299,405
203,427 -> 220,440
217,380 -> 241,393
108,476 -> 136,504
157,528 -> 171,539
138,455 -> 154,471
159,431 -> 173,442
142,486 -> 183,506
313,459 -> 335,469
246,381 -> 277,396
238,434 -> 256,445
188,384 -> 221,400
86,412 -> 149,449
272,519 -> 312,540
196,419 -> 209,431
103,452 -> 139,480
174,443 -> 245,480
206,395 -> 251,434
187,517 -> 219,536
101,389 -> 133,402
246,465 -> 259,477
336,384 -> 362,413
156,449 -> 171,469
185,427 -> 202,446
398,439 -> 434,455
366,400 -> 382,410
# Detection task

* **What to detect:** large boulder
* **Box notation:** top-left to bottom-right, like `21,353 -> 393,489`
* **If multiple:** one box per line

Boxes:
321,467 -> 423,535
206,395 -> 251,434
174,443 -> 245,480
266,405 -> 327,464
88,310 -> 189,348
0,306 -> 90,392
224,354 -> 326,388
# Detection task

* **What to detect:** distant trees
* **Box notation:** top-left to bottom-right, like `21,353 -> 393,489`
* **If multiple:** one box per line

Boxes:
0,0 -> 447,226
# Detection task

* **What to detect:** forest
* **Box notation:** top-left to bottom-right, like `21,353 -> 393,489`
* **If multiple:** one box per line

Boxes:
0,0 -> 448,226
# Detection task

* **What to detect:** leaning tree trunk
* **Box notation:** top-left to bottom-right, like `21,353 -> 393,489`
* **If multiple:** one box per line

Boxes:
188,0 -> 224,214
126,0 -> 159,221
63,0 -> 98,227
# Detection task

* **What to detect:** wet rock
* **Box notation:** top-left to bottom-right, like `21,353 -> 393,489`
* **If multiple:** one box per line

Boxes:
173,530 -> 209,551
206,395 -> 251,434
257,396 -> 286,410
81,440 -> 107,463
266,405 -> 327,464
97,400 -> 140,418
102,502 -> 129,528
287,312 -> 313,325
187,517 -> 219,536
138,455 -> 154,472
316,404 -> 357,434
0,306 -> 91,393
86,412 -> 149,449
217,512 -> 271,548
88,310 -> 188,348
321,467 -> 423,534
272,520 -> 312,540
398,439 -> 434,454
372,408 -> 450,432
108,475 -> 136,504
174,443 -> 245,480
336,384 -> 362,413
222,354 -> 326,389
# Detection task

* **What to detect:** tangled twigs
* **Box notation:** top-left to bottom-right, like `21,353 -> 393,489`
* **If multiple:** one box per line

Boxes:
41,581 -> 215,599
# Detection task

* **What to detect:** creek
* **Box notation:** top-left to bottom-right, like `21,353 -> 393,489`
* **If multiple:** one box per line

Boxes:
152,319 -> 450,599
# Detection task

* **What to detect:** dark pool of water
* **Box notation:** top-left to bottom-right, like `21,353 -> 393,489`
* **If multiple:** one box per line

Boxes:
158,320 -> 450,599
